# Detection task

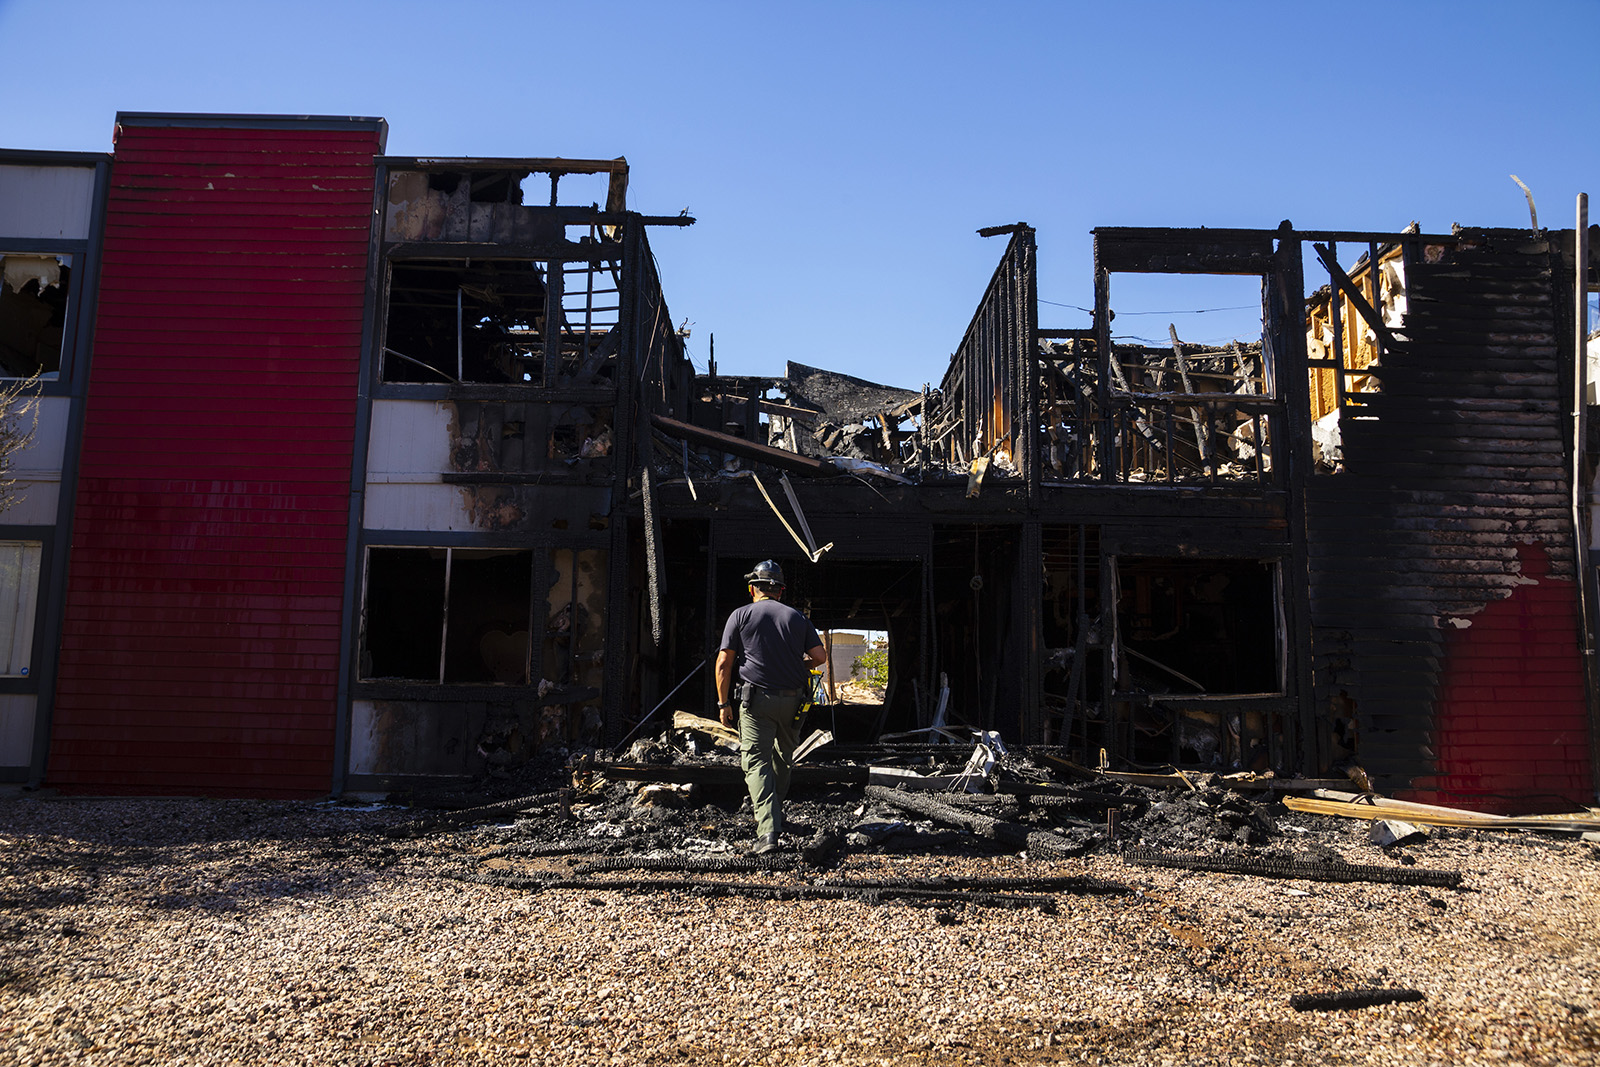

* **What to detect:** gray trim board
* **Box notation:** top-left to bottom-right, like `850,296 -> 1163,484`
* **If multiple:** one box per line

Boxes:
116,113 -> 388,141
0,238 -> 89,252
332,162 -> 390,799
0,150 -> 108,166
28,158 -> 111,788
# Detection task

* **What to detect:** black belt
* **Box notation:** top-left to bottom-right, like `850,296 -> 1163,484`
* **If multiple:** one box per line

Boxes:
742,684 -> 803,698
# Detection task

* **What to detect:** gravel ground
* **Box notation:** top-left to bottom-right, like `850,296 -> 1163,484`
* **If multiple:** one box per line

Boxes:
1,787 -> 1597,1067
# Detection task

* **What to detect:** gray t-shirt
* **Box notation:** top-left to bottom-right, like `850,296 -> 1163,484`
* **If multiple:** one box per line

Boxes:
720,599 -> 822,691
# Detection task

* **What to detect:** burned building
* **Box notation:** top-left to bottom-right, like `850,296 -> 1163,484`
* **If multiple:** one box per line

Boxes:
632,222 -> 1598,811
0,113 -> 1593,810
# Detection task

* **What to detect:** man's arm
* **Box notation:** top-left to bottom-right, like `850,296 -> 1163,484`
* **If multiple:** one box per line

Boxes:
804,644 -> 827,670
715,649 -> 737,727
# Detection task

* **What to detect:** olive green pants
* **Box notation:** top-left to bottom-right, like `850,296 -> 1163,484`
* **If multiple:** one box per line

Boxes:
738,687 -> 802,839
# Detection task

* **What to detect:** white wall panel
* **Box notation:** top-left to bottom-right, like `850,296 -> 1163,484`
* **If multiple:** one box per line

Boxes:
364,401 -> 474,530
350,699 -> 381,774
367,399 -> 452,480
2,481 -> 59,526
0,397 -> 72,526
0,693 -> 36,765
0,166 -> 96,240
11,397 -> 71,477
363,482 -> 476,532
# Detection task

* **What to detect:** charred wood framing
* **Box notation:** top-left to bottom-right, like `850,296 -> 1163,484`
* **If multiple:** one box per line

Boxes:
933,227 -> 1037,490
1289,989 -> 1427,1013
650,414 -> 840,477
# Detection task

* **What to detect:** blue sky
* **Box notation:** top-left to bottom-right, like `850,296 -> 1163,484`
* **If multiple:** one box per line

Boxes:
2,1 -> 1595,387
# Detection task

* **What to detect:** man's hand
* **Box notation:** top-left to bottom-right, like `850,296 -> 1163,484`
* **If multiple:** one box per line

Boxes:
714,649 -> 738,729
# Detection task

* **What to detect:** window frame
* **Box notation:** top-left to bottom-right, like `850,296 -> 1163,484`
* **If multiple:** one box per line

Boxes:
358,545 -> 537,687
0,245 -> 81,387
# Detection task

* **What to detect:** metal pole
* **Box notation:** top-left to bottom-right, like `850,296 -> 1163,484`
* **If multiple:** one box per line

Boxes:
612,658 -> 708,752
1573,193 -> 1598,803
438,548 -> 452,684
823,631 -> 837,702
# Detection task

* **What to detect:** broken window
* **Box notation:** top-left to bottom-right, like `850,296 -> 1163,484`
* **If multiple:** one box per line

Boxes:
381,258 -> 621,386
360,547 -> 533,684
0,541 -> 40,676
0,253 -> 70,378
548,405 -> 613,464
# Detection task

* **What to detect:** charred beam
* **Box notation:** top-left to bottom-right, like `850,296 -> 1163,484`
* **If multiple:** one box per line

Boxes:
977,222 -> 1033,237
595,761 -> 867,787
1124,847 -> 1461,889
1290,989 -> 1426,1012
650,414 -> 841,477
1312,243 -> 1398,349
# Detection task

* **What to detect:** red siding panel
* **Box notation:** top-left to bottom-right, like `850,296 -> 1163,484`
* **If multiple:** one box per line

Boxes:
47,121 -> 380,797
1413,541 -> 1594,812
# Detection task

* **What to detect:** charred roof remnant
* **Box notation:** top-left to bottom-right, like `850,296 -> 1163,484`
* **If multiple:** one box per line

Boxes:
775,361 -> 923,467
784,361 -> 920,425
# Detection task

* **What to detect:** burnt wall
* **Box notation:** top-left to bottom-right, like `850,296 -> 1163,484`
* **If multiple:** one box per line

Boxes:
1306,231 -> 1592,809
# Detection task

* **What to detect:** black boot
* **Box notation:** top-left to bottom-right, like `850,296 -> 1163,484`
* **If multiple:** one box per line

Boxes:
749,832 -> 781,855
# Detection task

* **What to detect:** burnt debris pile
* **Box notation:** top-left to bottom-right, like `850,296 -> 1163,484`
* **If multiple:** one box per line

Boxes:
379,722 -> 1517,912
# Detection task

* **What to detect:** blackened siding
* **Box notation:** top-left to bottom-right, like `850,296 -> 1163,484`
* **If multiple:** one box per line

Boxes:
1307,232 -> 1592,809
46,122 -> 380,795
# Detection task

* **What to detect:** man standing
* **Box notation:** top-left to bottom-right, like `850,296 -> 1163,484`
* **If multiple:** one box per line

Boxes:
716,560 -> 827,855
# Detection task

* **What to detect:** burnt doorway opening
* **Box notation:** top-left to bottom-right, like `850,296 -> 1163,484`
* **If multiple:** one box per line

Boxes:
1041,525 -> 1103,752
1116,557 -> 1279,694
1113,556 -> 1282,768
931,526 -> 1027,738
712,555 -> 924,743
630,518 -> 713,726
